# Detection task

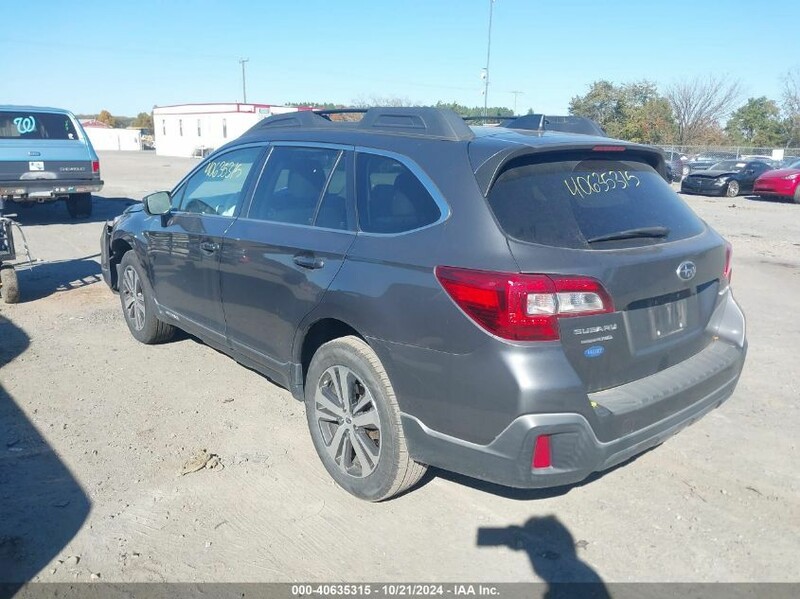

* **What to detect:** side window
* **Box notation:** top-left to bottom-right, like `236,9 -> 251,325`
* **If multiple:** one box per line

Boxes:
248,146 -> 340,225
356,153 -> 440,233
175,147 -> 262,216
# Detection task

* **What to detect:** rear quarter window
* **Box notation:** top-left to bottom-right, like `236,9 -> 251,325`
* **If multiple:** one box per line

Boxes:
0,111 -> 79,141
487,152 -> 705,249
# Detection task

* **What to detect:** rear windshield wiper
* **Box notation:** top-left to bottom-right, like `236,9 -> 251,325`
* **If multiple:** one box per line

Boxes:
586,226 -> 670,244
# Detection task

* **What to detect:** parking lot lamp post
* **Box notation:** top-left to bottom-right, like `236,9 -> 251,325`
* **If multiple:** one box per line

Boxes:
239,58 -> 249,104
483,0 -> 495,117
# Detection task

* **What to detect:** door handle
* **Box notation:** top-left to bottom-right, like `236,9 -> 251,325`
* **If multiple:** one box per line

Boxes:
293,253 -> 325,269
199,241 -> 219,254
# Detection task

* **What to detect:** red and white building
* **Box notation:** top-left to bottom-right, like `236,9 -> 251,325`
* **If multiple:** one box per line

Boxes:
152,103 -> 303,157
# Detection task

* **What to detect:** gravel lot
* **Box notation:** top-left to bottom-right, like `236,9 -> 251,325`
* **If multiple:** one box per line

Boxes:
1,151 -> 798,584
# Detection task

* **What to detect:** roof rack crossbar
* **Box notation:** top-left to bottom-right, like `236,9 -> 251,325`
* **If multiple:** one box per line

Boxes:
255,107 -> 474,141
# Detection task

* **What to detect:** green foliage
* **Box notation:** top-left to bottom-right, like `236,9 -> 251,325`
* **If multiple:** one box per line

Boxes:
569,80 -> 676,144
97,110 -> 116,128
131,112 -> 154,131
725,97 -> 784,146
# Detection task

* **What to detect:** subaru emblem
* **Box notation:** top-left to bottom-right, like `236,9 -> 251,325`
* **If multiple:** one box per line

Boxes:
677,261 -> 696,281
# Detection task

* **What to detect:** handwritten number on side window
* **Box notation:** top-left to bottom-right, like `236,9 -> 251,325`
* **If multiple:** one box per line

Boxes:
204,161 -> 245,180
564,171 -> 640,199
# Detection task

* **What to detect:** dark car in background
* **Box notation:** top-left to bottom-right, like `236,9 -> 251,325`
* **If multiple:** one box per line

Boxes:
661,149 -> 688,182
686,152 -> 738,175
101,107 -> 746,501
753,159 -> 800,203
681,159 -> 773,197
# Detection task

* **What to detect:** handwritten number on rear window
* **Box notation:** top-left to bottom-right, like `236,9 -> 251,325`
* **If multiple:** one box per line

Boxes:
564,171 -> 640,199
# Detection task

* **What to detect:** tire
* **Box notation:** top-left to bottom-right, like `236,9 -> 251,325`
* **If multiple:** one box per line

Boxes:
304,336 -> 427,501
118,251 -> 175,344
725,181 -> 740,197
794,186 -> 800,204
0,265 -> 20,304
66,193 -> 92,219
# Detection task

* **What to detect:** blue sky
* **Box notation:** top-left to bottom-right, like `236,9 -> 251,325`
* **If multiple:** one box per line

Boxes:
3,0 -> 799,116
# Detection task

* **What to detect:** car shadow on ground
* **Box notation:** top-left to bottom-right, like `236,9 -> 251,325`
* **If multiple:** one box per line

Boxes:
0,315 -> 91,588
742,193 -> 796,205
12,255 -> 103,302
477,515 -> 610,594
5,195 -> 137,226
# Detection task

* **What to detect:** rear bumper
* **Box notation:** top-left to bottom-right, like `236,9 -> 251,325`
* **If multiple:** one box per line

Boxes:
0,179 -> 104,198
402,339 -> 745,489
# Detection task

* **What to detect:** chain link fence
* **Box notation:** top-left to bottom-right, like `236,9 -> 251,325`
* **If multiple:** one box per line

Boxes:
655,145 -> 800,161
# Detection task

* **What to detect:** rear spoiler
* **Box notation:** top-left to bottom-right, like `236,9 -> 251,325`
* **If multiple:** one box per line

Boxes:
472,142 -> 667,197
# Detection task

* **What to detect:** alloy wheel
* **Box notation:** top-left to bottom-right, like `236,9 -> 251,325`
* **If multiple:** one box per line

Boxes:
121,265 -> 146,331
314,365 -> 382,478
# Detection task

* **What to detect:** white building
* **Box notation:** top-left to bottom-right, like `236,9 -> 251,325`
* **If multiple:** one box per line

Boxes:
152,103 -> 302,157
81,121 -> 144,151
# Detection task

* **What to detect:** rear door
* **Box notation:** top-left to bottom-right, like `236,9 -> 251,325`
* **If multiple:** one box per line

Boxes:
220,144 -> 356,369
145,145 -> 265,341
485,149 -> 728,392
0,109 -> 95,183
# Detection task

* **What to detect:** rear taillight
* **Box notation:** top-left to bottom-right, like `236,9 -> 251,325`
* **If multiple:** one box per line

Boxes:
434,266 -> 614,341
532,435 -> 552,469
723,241 -> 733,285
92,160 -> 100,174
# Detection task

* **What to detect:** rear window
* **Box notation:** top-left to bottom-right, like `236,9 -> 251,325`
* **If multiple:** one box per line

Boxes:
0,111 -> 79,141
487,152 -> 705,249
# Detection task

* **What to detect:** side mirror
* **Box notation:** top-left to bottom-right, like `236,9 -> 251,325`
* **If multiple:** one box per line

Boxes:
143,191 -> 172,216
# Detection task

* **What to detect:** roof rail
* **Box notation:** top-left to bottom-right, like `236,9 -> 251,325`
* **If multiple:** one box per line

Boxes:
255,107 -> 475,141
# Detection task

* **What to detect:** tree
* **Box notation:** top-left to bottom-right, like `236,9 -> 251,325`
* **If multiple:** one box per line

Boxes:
569,80 -> 676,144
97,110 -> 116,128
666,75 -> 741,145
131,112 -> 153,131
725,97 -> 784,147
782,68 -> 800,147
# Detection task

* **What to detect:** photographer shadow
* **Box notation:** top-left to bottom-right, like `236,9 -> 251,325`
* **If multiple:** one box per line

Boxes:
478,515 -> 609,598
0,315 -> 91,590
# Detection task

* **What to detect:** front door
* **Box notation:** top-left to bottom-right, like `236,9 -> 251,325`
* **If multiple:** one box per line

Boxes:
146,145 -> 264,341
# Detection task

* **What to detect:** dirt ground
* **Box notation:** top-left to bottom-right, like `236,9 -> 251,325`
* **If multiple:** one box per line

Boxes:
1,151 -> 798,584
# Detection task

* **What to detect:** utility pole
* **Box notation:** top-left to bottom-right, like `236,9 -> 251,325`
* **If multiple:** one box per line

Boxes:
483,0 -> 495,117
239,58 -> 249,104
510,90 -> 523,116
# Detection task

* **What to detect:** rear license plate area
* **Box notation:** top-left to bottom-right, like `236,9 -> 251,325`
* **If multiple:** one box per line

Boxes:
648,298 -> 688,339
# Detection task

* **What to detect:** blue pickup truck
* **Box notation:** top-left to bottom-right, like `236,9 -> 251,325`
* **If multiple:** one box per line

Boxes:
0,106 -> 103,218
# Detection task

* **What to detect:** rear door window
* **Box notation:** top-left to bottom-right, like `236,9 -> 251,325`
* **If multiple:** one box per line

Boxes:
0,111 -> 79,140
487,152 -> 705,249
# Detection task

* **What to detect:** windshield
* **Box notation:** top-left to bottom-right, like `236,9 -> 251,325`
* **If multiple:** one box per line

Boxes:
789,160 -> 800,170
487,152 -> 705,249
710,160 -> 746,172
0,110 -> 80,140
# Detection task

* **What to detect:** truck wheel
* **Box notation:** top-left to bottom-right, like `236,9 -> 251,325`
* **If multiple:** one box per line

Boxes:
118,252 -> 175,344
305,336 -> 427,501
0,265 -> 20,304
66,193 -> 93,219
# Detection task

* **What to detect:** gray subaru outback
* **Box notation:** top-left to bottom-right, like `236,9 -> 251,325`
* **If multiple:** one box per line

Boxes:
100,107 -> 746,501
